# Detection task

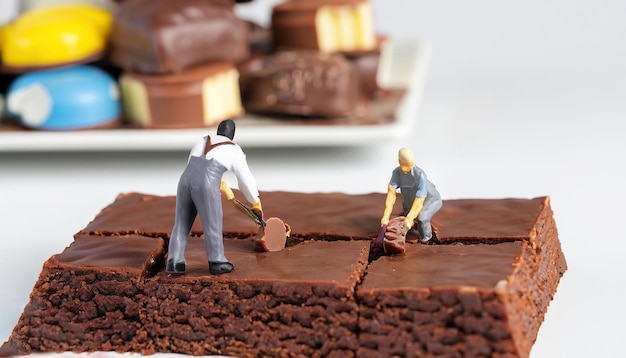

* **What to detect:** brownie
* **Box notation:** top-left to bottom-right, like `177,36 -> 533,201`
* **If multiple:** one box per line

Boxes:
358,196 -> 566,357
1,191 -> 566,357
0,235 -> 166,355
143,238 -> 369,356
1,236 -> 370,357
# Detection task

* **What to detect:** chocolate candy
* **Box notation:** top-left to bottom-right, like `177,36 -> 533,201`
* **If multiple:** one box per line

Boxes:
109,0 -> 249,74
119,63 -> 243,128
272,0 -> 377,53
243,51 -> 359,118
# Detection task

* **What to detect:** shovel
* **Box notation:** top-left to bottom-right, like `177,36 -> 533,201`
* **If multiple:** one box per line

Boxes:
373,224 -> 387,248
221,181 -> 265,227
221,182 -> 289,252
232,197 -> 266,227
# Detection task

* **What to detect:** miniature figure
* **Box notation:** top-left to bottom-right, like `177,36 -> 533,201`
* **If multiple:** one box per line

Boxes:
381,148 -> 442,243
166,119 -> 262,275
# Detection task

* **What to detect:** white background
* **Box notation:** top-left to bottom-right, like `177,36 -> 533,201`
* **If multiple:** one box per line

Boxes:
1,0 -> 625,357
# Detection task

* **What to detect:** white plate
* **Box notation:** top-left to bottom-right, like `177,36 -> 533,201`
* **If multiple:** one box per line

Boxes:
0,37 -> 430,152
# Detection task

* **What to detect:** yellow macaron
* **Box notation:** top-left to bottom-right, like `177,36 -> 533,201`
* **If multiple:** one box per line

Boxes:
1,4 -> 112,70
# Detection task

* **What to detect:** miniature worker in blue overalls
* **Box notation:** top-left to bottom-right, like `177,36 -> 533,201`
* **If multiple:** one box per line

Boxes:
166,120 -> 262,275
381,148 -> 442,243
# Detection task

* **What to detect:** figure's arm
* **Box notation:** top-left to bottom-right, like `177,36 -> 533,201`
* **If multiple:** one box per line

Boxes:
404,195 -> 425,229
231,147 -> 262,218
220,180 -> 235,200
416,170 -> 428,197
403,170 -> 427,229
381,184 -> 397,225
221,180 -> 264,224
230,150 -> 260,201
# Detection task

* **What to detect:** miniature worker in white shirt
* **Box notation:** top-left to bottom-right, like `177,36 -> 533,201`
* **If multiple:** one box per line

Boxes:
381,148 -> 442,243
167,119 -> 262,275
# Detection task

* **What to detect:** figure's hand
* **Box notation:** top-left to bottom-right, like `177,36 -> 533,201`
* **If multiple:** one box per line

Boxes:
251,200 -> 263,220
404,196 -> 425,230
220,180 -> 235,200
403,217 -> 415,230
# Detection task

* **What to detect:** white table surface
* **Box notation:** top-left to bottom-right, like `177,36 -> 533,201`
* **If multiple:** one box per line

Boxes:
1,1 -> 625,357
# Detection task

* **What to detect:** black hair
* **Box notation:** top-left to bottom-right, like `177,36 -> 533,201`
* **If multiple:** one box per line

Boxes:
217,119 -> 236,140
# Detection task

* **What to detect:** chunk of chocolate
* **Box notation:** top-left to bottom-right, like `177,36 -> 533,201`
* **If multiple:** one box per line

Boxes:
382,216 -> 407,254
242,51 -> 360,117
255,217 -> 289,252
119,63 -> 243,128
272,0 -> 377,53
109,0 -> 249,74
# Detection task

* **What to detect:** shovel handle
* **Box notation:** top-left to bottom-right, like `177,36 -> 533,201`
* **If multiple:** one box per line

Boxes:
374,225 -> 387,246
232,198 -> 266,227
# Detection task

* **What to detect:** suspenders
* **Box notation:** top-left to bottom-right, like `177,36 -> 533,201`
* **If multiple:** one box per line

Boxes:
204,135 -> 234,155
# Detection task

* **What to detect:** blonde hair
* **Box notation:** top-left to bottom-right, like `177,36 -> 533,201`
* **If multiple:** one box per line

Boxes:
398,147 -> 415,163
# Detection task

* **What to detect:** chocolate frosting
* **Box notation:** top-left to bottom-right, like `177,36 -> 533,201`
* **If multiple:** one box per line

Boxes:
79,192 -> 548,245
432,197 -> 547,243
361,241 -> 523,290
79,191 -> 395,240
55,235 -> 166,277
159,238 -> 369,287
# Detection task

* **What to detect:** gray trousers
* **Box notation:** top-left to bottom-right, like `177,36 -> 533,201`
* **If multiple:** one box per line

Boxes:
401,186 -> 443,241
168,156 -> 228,264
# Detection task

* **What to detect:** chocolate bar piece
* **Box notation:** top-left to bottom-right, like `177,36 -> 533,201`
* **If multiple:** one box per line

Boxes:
242,51 -> 360,117
119,63 -> 243,128
272,0 -> 377,53
109,0 -> 249,74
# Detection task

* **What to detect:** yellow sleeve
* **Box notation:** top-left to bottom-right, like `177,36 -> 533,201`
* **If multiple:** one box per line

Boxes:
404,196 -> 425,227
